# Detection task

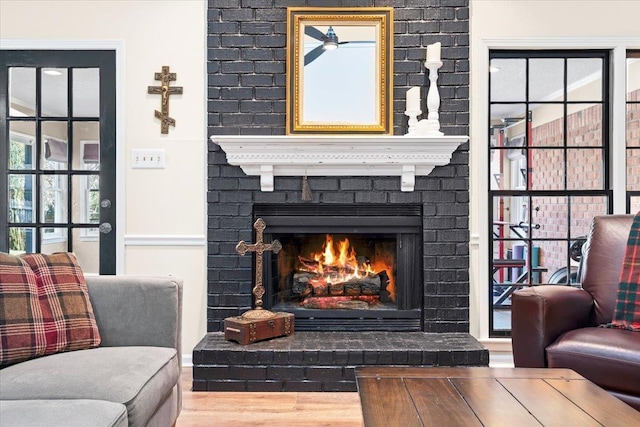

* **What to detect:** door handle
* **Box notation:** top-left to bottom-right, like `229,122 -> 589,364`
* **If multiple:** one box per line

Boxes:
100,199 -> 112,208
99,223 -> 112,234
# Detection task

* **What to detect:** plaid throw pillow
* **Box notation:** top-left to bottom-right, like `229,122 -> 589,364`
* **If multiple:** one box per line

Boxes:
20,253 -> 101,354
0,253 -> 47,367
604,213 -> 640,331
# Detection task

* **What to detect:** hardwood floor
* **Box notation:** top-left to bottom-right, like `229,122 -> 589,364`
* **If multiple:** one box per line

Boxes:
177,367 -> 364,427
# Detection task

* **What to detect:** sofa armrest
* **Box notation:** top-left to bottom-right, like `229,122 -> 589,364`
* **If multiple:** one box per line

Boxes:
511,285 -> 593,368
86,276 -> 183,356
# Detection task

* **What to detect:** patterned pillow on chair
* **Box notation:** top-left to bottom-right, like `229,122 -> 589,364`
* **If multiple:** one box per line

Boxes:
601,212 -> 640,331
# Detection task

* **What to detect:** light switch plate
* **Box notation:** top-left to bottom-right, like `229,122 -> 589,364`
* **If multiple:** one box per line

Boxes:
132,148 -> 165,169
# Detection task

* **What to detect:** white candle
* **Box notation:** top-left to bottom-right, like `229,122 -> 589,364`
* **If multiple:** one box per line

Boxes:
406,87 -> 420,112
426,42 -> 441,62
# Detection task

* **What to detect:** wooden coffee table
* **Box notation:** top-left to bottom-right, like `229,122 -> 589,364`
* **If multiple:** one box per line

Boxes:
355,367 -> 640,427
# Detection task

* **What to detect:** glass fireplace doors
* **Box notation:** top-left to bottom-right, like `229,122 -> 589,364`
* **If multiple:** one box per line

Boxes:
257,204 -> 423,331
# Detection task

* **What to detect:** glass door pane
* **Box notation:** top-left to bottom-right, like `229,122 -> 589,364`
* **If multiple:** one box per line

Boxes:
73,68 -> 99,117
9,67 -> 36,116
41,68 -> 68,117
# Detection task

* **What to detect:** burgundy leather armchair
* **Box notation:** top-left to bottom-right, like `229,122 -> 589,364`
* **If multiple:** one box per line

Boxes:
512,214 -> 640,410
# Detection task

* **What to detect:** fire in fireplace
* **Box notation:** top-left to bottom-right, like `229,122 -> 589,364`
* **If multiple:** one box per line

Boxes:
278,233 -> 396,310
257,204 -> 423,331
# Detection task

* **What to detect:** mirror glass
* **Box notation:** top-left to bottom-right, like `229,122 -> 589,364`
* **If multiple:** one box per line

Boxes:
287,7 -> 393,134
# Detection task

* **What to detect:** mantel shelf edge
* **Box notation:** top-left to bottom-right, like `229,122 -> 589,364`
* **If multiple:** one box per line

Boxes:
210,135 -> 469,192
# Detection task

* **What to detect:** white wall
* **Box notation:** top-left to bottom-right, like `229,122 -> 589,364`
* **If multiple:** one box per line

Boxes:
469,0 -> 640,350
0,0 -> 208,359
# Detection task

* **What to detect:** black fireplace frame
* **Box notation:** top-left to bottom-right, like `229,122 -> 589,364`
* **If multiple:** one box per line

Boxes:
256,204 -> 423,331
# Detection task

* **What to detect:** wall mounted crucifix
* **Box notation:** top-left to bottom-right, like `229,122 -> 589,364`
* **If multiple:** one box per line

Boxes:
147,66 -> 183,134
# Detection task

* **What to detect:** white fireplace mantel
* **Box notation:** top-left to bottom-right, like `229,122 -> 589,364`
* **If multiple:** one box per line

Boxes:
210,134 -> 469,192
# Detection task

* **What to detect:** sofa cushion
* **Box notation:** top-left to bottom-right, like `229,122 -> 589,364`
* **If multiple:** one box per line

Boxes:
20,253 -> 101,354
547,327 -> 640,396
0,399 -> 127,427
0,346 -> 179,427
0,253 -> 47,367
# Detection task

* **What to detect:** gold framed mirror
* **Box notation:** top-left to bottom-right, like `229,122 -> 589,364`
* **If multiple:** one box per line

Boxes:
286,7 -> 394,134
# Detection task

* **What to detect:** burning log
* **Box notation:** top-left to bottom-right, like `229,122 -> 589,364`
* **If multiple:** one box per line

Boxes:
329,282 -> 344,295
309,277 -> 328,296
360,275 -> 381,295
292,273 -> 312,297
297,256 -> 321,271
335,300 -> 369,309
344,282 -> 360,296
293,272 -> 381,297
342,275 -> 381,295
301,295 -> 380,310
297,255 -> 356,275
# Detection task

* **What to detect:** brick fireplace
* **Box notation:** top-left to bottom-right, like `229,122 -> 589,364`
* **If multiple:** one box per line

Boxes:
205,156 -> 471,333
192,141 -> 485,391
192,0 -> 486,392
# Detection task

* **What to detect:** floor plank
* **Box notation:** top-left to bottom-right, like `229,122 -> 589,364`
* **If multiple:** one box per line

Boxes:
177,367 -> 364,427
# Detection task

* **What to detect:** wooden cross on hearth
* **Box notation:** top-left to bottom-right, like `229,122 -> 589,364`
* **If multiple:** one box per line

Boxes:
236,218 -> 282,318
147,66 -> 183,134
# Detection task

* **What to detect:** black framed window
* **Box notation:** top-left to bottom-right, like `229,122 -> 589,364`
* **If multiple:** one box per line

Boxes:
627,50 -> 640,213
488,50 -> 611,337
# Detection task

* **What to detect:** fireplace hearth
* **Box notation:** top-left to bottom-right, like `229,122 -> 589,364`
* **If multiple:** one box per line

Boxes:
257,204 -> 423,331
196,134 -> 479,391
193,331 -> 489,392
196,146 -> 479,392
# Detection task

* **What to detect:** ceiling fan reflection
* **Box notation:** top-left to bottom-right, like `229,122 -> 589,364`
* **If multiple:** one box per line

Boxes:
304,26 -> 374,66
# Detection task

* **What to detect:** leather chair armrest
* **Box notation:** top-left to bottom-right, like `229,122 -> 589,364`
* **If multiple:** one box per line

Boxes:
511,285 -> 593,368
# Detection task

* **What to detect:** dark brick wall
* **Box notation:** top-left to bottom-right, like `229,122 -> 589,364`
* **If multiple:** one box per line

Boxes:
207,0 -> 470,333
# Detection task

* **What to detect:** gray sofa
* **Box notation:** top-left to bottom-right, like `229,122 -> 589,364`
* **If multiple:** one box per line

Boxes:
0,276 -> 183,427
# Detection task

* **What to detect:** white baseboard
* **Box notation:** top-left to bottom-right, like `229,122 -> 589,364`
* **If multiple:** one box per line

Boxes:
124,235 -> 206,246
480,338 -> 514,367
489,352 -> 515,368
182,353 -> 193,368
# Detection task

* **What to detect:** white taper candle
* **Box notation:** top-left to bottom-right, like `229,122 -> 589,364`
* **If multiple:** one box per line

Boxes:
426,42 -> 441,62
406,86 -> 420,112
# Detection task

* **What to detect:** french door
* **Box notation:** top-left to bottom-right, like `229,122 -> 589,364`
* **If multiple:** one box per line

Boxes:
0,50 -> 116,274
